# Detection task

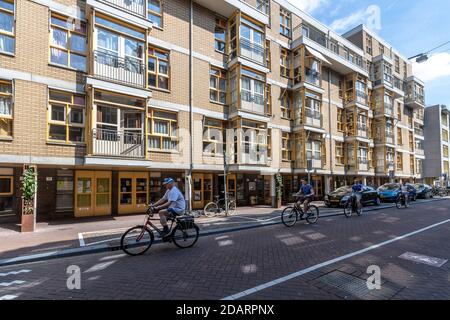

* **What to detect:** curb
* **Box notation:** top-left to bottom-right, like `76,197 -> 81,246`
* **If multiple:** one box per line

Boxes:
0,197 -> 446,267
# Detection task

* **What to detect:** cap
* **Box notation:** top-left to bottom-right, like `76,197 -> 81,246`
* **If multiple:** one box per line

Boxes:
162,178 -> 174,185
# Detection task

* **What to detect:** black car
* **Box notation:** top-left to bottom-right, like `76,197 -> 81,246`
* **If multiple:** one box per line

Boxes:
413,183 -> 433,199
324,186 -> 381,207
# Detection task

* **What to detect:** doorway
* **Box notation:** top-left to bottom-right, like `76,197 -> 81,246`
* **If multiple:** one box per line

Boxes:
75,171 -> 112,217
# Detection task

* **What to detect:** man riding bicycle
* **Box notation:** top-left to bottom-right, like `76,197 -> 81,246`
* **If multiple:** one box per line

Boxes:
296,179 -> 315,213
152,178 -> 186,237
400,181 -> 409,203
351,178 -> 364,210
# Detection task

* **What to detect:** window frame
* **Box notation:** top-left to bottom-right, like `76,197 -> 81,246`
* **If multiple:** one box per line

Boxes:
0,0 -> 15,55
281,131 -> 292,161
337,108 -> 344,132
0,175 -> 13,196
49,13 -> 87,72
280,47 -> 290,78
209,66 -> 227,105
335,141 -> 344,165
148,0 -> 163,29
0,79 -> 13,138
396,152 -> 403,171
148,45 -> 170,91
47,90 -> 86,144
203,118 -> 225,156
279,7 -> 291,38
147,108 -> 178,152
214,17 -> 227,54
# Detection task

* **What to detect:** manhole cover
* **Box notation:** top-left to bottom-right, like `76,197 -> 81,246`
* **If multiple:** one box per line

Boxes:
318,270 -> 371,298
399,252 -> 448,267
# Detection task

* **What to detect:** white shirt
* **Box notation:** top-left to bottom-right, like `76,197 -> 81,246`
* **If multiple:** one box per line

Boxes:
162,186 -> 186,212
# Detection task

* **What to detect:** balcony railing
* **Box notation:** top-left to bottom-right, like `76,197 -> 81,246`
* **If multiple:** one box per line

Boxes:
304,109 -> 322,127
239,37 -> 266,66
240,148 -> 269,166
414,127 -> 424,136
240,92 -> 268,115
416,148 -> 425,156
413,111 -> 424,121
101,0 -> 145,16
94,50 -> 145,88
406,93 -> 425,106
386,133 -> 395,144
92,128 -> 144,158
305,68 -> 321,86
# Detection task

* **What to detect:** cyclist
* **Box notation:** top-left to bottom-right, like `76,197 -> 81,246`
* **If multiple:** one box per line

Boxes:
351,178 -> 364,211
152,178 -> 186,237
296,179 -> 315,213
400,181 -> 409,204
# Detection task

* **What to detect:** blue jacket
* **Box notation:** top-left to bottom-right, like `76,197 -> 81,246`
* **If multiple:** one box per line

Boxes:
352,184 -> 364,193
300,184 -> 313,196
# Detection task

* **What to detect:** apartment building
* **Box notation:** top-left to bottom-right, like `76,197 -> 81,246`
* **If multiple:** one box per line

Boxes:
424,105 -> 450,187
0,0 -> 426,223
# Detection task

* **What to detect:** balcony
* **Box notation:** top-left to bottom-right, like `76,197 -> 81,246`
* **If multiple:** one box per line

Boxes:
414,127 -> 424,136
239,37 -> 266,66
357,123 -> 369,138
416,148 -> 425,156
358,158 -> 369,171
304,109 -> 322,128
92,128 -> 144,158
405,77 -> 425,109
94,50 -> 146,88
240,92 -> 268,115
101,0 -> 145,16
305,68 -> 321,87
406,93 -> 425,109
240,146 -> 269,166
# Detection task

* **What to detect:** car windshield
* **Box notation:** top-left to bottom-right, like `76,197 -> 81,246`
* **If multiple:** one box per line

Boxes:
334,187 -> 351,193
379,184 -> 399,191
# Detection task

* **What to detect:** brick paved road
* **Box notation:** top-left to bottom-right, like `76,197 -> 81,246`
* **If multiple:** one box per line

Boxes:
0,200 -> 449,300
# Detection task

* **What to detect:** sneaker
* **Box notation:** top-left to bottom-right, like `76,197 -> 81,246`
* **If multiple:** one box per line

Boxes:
158,226 -> 169,238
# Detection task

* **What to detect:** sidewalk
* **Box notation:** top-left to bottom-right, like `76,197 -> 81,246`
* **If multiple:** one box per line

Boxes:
0,198 -> 445,266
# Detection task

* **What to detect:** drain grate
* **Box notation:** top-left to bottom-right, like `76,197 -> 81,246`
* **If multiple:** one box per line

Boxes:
318,270 -> 371,298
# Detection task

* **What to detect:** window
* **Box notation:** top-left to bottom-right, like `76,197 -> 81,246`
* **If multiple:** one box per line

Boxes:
0,0 -> 14,54
442,129 -> 449,142
444,145 -> 449,158
397,103 -> 402,120
240,17 -> 265,65
240,68 -> 266,114
210,67 -> 226,104
148,46 -> 170,90
0,175 -> 12,196
410,155 -> 415,174
256,0 -> 270,15
337,108 -> 344,132
239,120 -> 269,164
282,132 -> 292,161
329,40 -> 338,54
279,7 -> 291,38
395,55 -> 400,73
397,128 -> 402,145
366,35 -> 372,55
147,109 -> 178,151
214,18 -> 226,53
379,44 -> 384,55
50,14 -> 87,72
409,132 -> 414,150
403,61 -> 407,78
338,80 -> 343,99
444,161 -> 450,175
48,90 -> 85,143
306,140 -> 321,160
335,142 -> 344,165
203,118 -> 224,155
280,91 -> 291,119
0,80 -> 12,137
396,152 -> 403,171
280,47 -> 290,78
148,0 -> 162,28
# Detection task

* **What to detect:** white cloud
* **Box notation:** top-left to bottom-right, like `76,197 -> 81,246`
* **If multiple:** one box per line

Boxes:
412,52 -> 450,82
330,5 -> 381,33
286,0 -> 328,14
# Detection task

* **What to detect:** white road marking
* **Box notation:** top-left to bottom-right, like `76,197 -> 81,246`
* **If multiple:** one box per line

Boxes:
0,269 -> 31,277
78,233 -> 85,247
222,218 -> 450,300
0,280 -> 26,287
0,295 -> 18,300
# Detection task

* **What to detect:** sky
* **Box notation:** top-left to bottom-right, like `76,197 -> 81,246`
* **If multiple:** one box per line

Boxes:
287,0 -> 450,108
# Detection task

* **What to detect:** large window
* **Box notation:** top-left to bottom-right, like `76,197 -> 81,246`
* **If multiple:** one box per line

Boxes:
337,108 -> 344,132
240,17 -> 265,65
148,46 -> 170,90
209,67 -> 226,104
148,0 -> 162,28
0,173 -> 13,216
256,0 -> 269,15
0,80 -> 12,137
443,145 -> 449,158
442,129 -> 449,142
240,68 -> 266,114
279,7 -> 291,38
396,152 -> 403,171
280,91 -> 291,119
203,118 -> 224,155
282,132 -> 292,161
280,47 -> 290,78
147,109 -> 178,151
335,142 -> 344,165
48,90 -> 85,143
410,155 -> 415,174
214,18 -> 226,53
397,128 -> 403,145
306,140 -> 321,160
50,14 -> 87,72
0,0 -> 14,55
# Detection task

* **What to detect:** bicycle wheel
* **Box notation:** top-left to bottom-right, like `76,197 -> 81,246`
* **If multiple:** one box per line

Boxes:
306,205 -> 319,224
395,197 -> 402,209
204,202 -> 218,218
405,196 -> 410,208
356,204 -> 363,216
343,202 -> 352,218
227,200 -> 237,215
121,226 -> 154,256
172,223 -> 200,249
281,207 -> 298,227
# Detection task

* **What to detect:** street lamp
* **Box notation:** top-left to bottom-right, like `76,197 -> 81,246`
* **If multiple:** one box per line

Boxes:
409,53 -> 429,63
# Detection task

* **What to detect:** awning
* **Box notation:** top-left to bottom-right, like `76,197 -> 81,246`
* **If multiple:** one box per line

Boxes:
305,46 -> 332,65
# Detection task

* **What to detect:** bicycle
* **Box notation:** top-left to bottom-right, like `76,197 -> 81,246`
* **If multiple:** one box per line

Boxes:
120,205 -> 200,256
395,192 -> 410,209
281,195 -> 320,227
343,193 -> 363,218
203,192 -> 236,217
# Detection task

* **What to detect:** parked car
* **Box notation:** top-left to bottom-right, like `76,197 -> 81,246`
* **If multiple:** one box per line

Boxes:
324,186 -> 381,207
413,183 -> 433,199
377,183 -> 417,202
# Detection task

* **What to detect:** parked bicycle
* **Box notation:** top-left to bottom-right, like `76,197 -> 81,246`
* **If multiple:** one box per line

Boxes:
203,192 -> 236,217
281,194 -> 320,227
120,205 -> 199,256
431,186 -> 448,197
343,193 -> 363,218
395,192 -> 410,209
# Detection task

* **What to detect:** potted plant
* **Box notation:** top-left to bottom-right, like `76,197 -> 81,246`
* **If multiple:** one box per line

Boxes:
21,166 -> 37,232
275,173 -> 283,208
